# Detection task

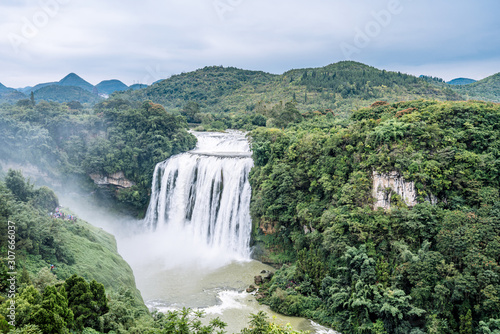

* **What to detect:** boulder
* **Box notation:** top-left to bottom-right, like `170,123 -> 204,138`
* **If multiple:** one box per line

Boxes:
254,275 -> 263,285
246,285 -> 256,293
264,271 -> 274,282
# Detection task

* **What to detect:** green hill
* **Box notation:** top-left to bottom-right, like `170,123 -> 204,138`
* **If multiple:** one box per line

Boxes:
447,77 -> 476,85
449,72 -> 500,102
96,79 -> 129,95
58,73 -> 95,92
0,171 -> 145,304
33,84 -> 101,104
120,65 -> 276,112
0,83 -> 11,92
0,88 -> 26,104
115,61 -> 463,116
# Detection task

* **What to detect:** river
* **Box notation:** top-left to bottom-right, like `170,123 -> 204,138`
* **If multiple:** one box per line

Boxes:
62,131 -> 338,334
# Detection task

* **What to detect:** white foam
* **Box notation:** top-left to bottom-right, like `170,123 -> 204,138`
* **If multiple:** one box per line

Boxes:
310,321 -> 342,334
203,290 -> 248,315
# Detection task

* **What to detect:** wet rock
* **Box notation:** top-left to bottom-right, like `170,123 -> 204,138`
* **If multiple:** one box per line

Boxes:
260,270 -> 268,274
254,275 -> 263,285
264,271 -> 274,282
246,285 -> 256,293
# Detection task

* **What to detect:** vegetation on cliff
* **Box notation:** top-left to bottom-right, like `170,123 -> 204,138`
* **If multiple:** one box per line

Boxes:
0,171 -> 150,333
249,100 -> 500,333
0,99 -> 196,212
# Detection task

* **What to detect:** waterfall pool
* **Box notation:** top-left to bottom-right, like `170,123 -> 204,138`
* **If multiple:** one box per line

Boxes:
61,131 -> 340,334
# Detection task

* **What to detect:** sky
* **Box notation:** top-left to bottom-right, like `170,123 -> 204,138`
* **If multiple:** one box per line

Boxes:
1,0 -> 499,88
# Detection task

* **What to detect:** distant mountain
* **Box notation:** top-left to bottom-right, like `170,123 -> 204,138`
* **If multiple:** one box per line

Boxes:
33,85 -> 101,104
58,73 -> 94,92
114,61 -> 463,115
447,78 -> 477,85
0,82 -> 11,92
0,84 -> 27,103
96,79 -> 129,95
20,82 -> 57,94
0,82 -> 27,103
449,72 -> 500,102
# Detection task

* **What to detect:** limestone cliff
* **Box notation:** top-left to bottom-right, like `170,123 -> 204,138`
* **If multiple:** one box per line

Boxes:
89,171 -> 135,188
372,171 -> 417,209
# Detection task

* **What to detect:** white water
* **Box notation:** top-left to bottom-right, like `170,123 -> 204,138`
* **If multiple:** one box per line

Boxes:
143,131 -> 254,264
62,131 -> 338,333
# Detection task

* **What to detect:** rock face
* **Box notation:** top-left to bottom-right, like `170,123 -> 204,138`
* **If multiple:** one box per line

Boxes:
89,171 -> 135,188
259,220 -> 277,235
372,171 -> 417,209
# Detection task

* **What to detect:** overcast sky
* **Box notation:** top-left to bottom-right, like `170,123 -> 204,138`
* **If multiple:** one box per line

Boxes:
1,0 -> 499,87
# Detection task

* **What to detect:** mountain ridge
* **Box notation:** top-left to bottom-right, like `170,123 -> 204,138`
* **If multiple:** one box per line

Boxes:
2,62 -> 499,106
447,77 -> 477,85
113,61 -> 464,115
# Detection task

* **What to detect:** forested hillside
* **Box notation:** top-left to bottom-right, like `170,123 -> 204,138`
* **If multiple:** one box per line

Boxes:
450,73 -> 500,102
249,100 -> 500,333
115,62 -> 463,117
0,171 -> 152,333
0,99 -> 196,212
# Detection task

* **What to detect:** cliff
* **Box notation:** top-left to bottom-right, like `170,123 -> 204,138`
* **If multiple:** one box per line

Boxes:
372,171 -> 418,209
89,171 -> 135,188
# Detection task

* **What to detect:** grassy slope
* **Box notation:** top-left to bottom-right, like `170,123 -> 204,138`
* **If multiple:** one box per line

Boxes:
16,209 -> 145,307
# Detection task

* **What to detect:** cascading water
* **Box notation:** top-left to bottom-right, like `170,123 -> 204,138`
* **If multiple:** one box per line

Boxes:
144,131 -> 254,260
70,131 -> 337,333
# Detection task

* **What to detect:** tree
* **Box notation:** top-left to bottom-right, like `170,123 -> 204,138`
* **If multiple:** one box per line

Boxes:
181,101 -> 201,123
64,274 -> 109,331
31,285 -> 74,333
30,91 -> 35,106
5,169 -> 33,202
30,186 -> 59,212
151,307 -> 226,334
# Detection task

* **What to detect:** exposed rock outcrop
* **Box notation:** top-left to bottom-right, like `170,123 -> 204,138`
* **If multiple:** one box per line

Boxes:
259,220 -> 277,235
89,171 -> 135,188
246,285 -> 257,293
372,171 -> 417,209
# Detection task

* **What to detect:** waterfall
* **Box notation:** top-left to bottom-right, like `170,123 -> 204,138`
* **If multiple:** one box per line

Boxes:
144,131 -> 254,260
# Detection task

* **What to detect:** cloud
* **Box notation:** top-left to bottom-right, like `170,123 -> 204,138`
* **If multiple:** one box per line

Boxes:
0,0 -> 499,87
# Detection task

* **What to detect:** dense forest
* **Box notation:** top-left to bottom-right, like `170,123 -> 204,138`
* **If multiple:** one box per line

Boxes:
114,62 -> 463,117
0,99 -> 196,212
248,100 -> 500,333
